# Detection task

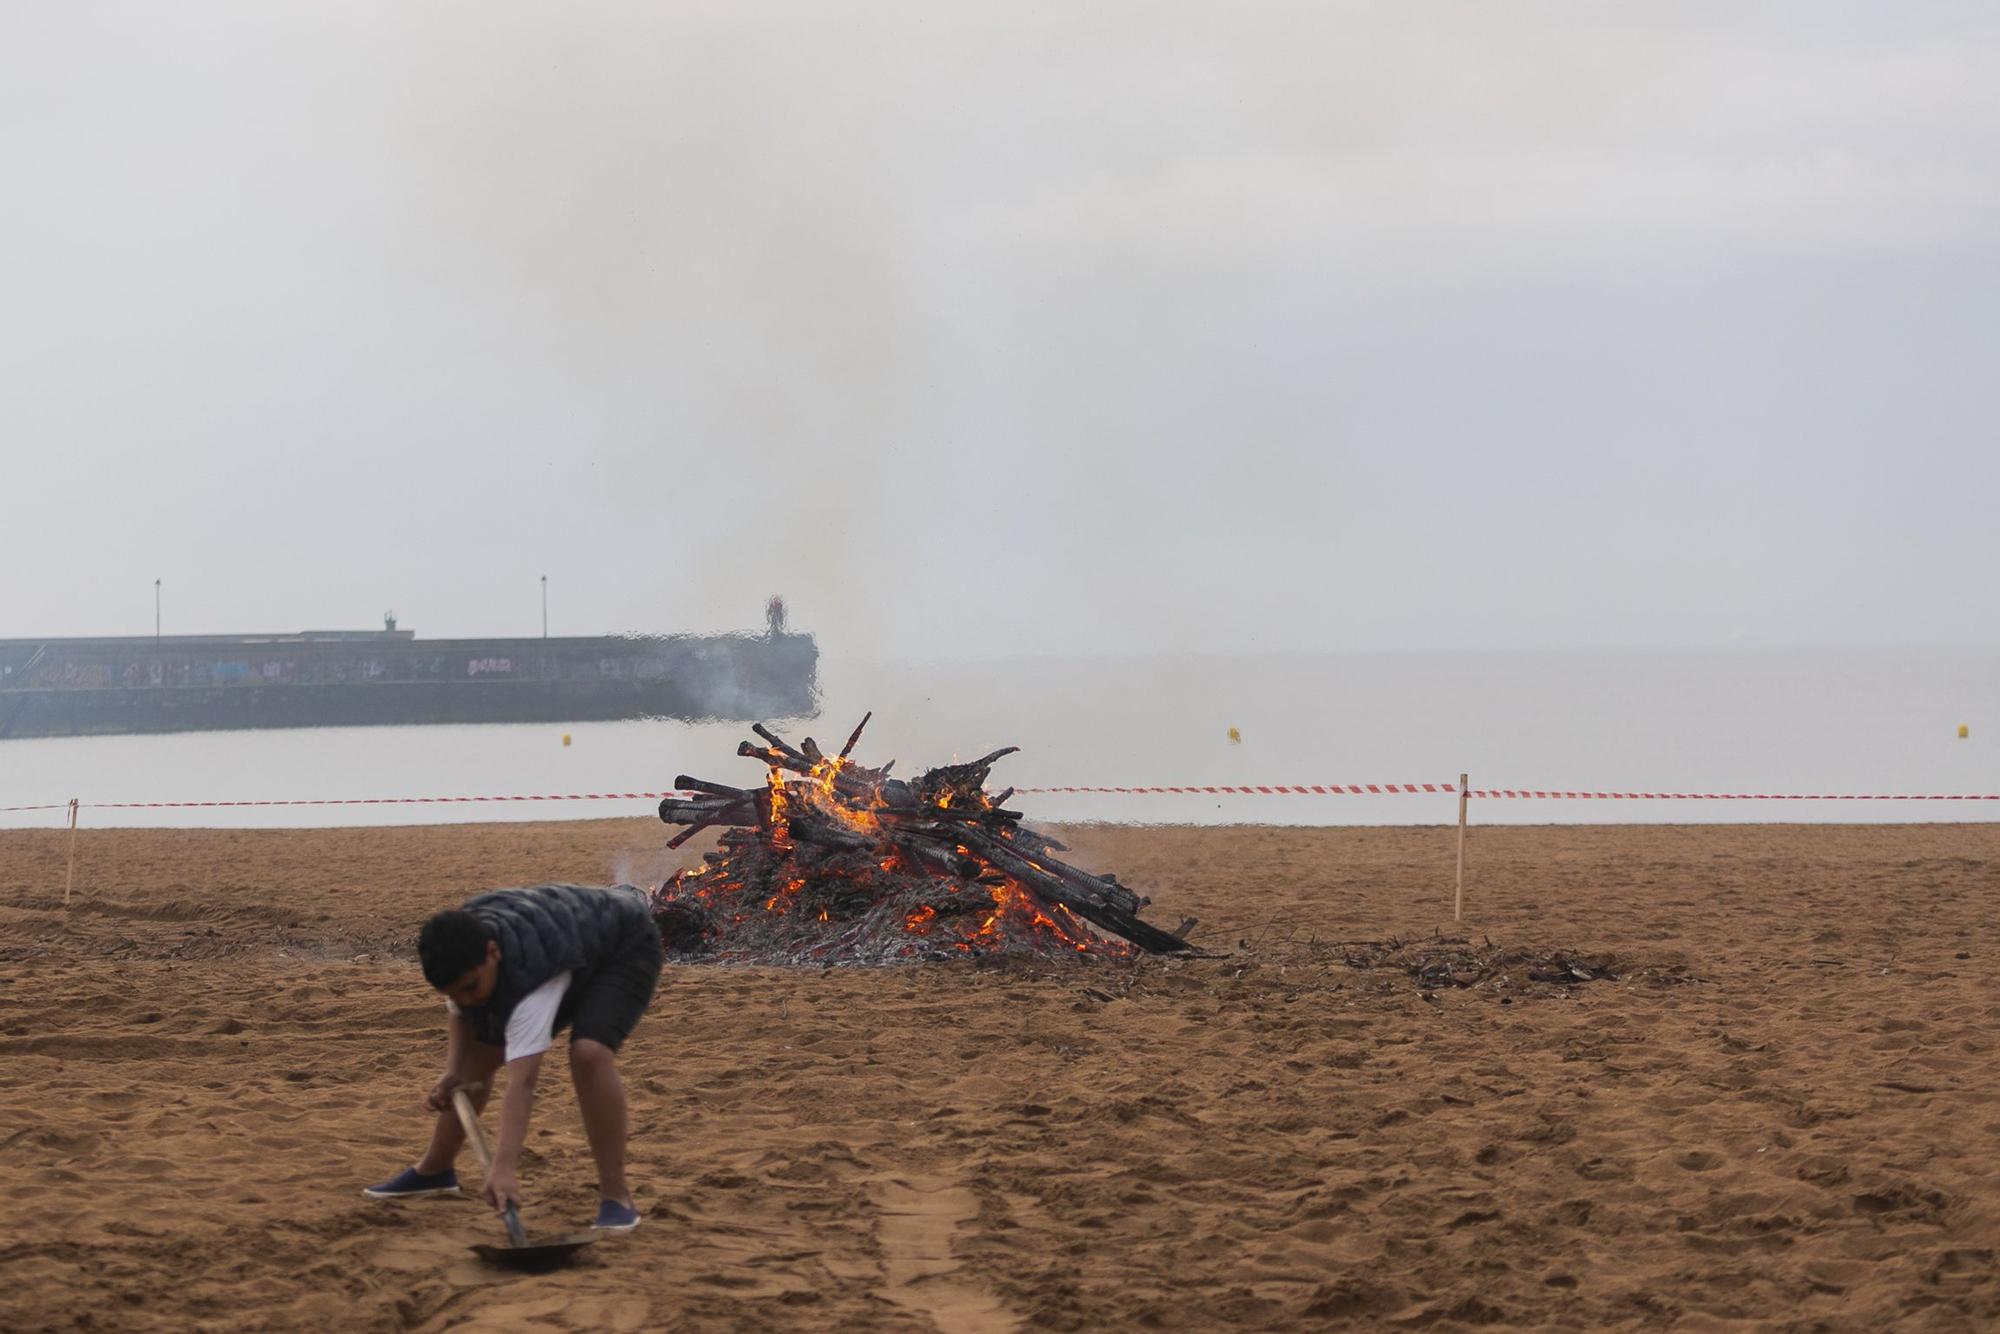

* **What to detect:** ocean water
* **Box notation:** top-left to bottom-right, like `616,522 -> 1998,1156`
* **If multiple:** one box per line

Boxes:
1,647 -> 1993,830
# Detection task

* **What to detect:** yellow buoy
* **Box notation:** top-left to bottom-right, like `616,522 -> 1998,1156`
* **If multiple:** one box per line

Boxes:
1959,724 -> 1969,739
1227,727 -> 1241,745
562,733 -> 572,747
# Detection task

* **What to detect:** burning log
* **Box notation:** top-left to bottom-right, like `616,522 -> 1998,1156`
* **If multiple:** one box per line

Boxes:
674,775 -> 753,801
657,779 -> 758,849
838,711 -> 872,759
656,797 -> 748,825
751,723 -> 807,763
650,718 -> 1194,963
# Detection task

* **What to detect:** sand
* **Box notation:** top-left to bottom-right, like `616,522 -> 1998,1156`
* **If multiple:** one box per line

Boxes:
1,817 -> 1996,1331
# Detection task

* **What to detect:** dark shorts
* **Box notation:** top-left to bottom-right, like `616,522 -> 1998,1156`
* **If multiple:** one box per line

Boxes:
557,923 -> 664,1053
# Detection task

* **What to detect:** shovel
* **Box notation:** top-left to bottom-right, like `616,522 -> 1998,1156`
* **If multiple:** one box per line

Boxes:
451,1087 -> 598,1269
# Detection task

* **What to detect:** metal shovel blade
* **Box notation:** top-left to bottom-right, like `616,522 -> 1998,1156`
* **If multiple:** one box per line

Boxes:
470,1204 -> 597,1269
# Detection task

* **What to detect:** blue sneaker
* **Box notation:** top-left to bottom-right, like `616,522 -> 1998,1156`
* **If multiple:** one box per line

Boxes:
592,1199 -> 642,1233
362,1166 -> 460,1200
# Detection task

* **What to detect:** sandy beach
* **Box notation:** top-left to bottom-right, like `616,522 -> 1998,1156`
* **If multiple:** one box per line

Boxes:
1,817 -> 1995,1330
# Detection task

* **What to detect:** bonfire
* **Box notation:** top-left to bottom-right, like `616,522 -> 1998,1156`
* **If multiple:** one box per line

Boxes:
650,714 -> 1193,963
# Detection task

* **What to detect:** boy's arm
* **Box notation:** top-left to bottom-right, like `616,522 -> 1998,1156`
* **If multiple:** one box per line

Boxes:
475,970 -> 565,1210
445,1008 -> 472,1075
482,1052 -> 543,1210
425,1009 -> 477,1110
496,1052 -> 542,1165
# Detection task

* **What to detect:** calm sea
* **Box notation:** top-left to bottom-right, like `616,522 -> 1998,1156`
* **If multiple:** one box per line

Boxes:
1,648 -> 1993,830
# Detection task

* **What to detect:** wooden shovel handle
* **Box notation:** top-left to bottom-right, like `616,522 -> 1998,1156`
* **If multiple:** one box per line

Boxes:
451,1087 -> 496,1174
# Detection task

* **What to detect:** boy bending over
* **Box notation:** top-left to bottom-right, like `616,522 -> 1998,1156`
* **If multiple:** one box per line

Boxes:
363,883 -> 663,1233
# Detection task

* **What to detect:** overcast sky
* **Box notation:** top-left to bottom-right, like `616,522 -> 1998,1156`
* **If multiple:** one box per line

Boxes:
3,2 -> 1996,658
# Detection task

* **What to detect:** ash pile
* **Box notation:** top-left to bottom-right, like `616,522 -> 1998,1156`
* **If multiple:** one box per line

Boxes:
649,714 -> 1193,964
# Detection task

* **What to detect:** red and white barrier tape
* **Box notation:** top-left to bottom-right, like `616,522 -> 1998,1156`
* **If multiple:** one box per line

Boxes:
1470,789 -> 1999,801
5,784 -> 1998,815
1016,783 -> 1461,795
1027,785 -> 1999,801
81,791 -> 680,810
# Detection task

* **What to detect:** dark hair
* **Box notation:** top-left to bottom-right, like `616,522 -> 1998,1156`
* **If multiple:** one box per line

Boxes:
418,909 -> 494,989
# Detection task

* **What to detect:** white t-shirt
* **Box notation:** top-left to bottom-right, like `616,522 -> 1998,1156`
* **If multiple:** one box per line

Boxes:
448,971 -> 572,1062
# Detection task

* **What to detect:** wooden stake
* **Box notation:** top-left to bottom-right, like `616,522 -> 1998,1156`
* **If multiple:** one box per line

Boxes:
64,798 -> 79,908
1453,774 -> 1468,923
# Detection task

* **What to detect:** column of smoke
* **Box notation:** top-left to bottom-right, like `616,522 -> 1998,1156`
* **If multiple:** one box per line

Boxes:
380,10 -> 921,654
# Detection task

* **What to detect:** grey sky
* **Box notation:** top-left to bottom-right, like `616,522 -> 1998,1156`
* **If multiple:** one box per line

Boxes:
3,2 -> 1996,658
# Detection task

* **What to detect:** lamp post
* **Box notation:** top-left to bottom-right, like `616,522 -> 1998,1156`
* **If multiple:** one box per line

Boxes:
154,579 -> 161,646
541,575 -> 548,639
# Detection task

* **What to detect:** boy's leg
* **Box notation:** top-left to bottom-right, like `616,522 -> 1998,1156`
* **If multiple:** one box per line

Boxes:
413,1040 -> 505,1175
569,1038 -> 630,1204
567,919 -> 662,1214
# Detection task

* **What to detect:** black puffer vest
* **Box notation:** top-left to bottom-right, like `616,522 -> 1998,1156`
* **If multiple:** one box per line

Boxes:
459,883 -> 653,1048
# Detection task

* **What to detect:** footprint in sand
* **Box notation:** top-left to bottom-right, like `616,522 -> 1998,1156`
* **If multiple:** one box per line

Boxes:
873,1176 -> 1019,1334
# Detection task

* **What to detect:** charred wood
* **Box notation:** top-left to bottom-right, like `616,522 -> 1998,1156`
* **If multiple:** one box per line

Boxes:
787,816 -> 875,853
658,796 -> 757,849
958,827 -> 1145,918
654,719 -> 1190,958
674,776 -> 754,801
751,723 -> 808,763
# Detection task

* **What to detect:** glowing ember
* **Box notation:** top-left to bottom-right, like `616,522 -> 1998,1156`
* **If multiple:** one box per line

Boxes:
648,715 -> 1193,964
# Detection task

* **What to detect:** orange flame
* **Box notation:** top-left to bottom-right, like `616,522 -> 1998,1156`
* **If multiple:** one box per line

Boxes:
766,767 -> 791,847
